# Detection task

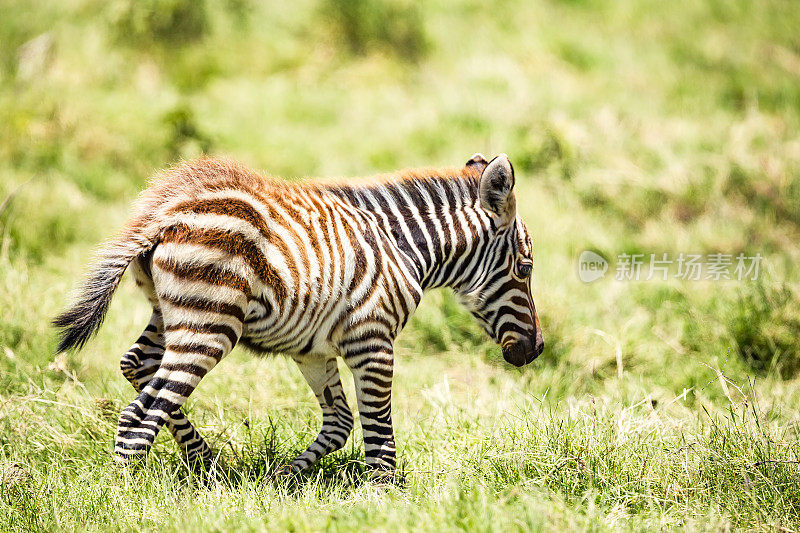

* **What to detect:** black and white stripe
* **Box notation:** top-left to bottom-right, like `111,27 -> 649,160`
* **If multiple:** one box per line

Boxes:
54,153 -> 544,477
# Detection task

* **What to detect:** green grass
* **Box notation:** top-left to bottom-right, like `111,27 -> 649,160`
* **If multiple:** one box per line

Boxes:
2,0 -> 800,530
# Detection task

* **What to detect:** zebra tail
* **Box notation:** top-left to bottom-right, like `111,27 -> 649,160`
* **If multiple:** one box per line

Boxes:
53,224 -> 158,353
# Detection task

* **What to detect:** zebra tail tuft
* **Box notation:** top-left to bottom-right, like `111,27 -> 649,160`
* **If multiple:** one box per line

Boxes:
53,232 -> 156,353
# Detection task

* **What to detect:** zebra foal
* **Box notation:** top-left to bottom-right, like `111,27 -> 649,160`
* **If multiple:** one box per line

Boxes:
54,153 -> 544,477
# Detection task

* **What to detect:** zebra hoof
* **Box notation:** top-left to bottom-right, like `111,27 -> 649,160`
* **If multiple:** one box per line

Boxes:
275,464 -> 299,478
366,466 -> 396,485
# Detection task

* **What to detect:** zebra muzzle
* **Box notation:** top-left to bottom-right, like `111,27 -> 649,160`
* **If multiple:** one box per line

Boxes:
502,334 -> 543,367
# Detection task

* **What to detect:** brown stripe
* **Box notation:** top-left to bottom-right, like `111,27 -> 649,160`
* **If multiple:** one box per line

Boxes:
153,256 -> 250,294
299,193 -> 326,290
168,197 -> 298,288
160,293 -> 245,322
161,223 -> 287,301
169,343 -> 225,361
159,362 -> 214,379
168,197 -> 272,235
344,220 -> 371,294
165,322 -> 239,346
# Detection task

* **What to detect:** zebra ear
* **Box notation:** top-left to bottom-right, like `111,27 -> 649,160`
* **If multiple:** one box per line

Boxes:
465,153 -> 489,171
479,154 -> 516,224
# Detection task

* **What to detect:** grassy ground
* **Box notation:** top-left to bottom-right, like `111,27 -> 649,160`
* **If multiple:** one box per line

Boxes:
2,0 -> 800,530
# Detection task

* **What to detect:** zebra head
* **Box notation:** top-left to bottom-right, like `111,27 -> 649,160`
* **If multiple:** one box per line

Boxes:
459,154 -> 544,367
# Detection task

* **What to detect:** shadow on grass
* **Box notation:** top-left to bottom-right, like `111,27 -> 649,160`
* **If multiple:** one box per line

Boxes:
157,422 -> 407,494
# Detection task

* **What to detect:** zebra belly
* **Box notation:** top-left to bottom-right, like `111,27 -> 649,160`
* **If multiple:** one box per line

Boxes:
240,297 -> 337,356
239,329 -> 336,357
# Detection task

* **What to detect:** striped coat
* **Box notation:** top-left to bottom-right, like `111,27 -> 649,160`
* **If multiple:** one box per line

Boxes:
54,153 -> 544,476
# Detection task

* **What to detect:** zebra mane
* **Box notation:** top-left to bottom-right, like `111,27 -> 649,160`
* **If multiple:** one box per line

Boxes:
316,165 -> 483,210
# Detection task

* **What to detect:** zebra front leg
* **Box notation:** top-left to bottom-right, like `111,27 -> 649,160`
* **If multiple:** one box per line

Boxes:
344,346 -> 396,478
119,317 -> 214,467
284,354 -> 353,474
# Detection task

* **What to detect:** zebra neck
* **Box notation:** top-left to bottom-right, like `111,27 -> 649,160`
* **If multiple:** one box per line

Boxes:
416,199 -> 494,292
323,169 -> 492,292
359,177 -> 493,292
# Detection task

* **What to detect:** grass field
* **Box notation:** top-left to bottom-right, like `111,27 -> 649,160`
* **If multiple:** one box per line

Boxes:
2,0 -> 800,530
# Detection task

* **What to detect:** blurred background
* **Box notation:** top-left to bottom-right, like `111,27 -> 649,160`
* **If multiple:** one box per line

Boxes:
1,0 -> 800,528
3,0 -> 800,386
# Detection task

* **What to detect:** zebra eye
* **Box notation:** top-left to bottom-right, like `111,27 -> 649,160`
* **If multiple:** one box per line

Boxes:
517,261 -> 532,278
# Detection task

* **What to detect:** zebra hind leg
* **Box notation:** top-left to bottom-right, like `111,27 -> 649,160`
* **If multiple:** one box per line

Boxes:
114,298 -> 241,467
118,311 -> 215,469
283,354 -> 354,475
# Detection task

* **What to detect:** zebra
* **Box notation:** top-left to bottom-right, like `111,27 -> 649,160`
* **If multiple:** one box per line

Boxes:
53,153 -> 544,477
